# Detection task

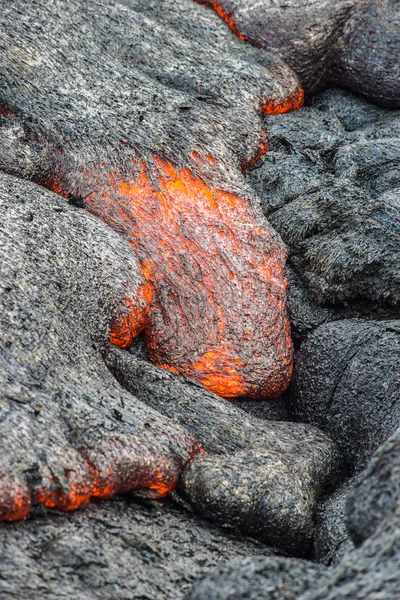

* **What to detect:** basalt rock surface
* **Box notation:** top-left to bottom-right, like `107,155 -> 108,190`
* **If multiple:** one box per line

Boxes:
346,428 -> 400,547
198,0 -> 400,108
312,480 -> 356,566
247,90 -> 400,325
0,496 -> 273,600
108,347 -> 343,555
0,0 -> 302,399
188,431 -> 400,599
187,555 -> 328,600
288,320 -> 400,473
0,172 -> 201,521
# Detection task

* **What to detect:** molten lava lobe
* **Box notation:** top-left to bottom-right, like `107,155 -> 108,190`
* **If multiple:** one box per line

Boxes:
196,0 -> 400,109
83,158 -> 292,398
0,0 -> 300,399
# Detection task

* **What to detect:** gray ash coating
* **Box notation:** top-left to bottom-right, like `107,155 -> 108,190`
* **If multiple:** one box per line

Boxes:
187,555 -> 328,600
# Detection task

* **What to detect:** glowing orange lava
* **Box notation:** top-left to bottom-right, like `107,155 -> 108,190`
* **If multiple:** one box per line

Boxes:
82,155 -> 293,399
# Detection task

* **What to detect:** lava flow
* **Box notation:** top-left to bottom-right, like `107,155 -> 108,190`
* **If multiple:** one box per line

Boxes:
61,152 -> 295,399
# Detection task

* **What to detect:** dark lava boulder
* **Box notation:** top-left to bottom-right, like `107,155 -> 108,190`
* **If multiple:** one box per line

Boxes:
180,445 -> 340,556
199,0 -> 400,108
188,431 -> 400,600
287,320 -> 400,473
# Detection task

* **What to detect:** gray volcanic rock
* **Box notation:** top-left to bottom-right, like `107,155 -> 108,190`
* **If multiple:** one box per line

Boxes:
287,320 -> 400,473
188,431 -> 400,600
188,508 -> 400,600
312,480 -> 356,566
187,555 -> 328,600
180,444 -> 341,556
299,430 -> 400,600
108,347 -> 343,555
199,0 -> 400,108
346,428 -> 400,546
0,172 -> 200,520
301,509 -> 400,600
313,88 -> 396,132
247,89 -> 400,325
0,496 -> 272,600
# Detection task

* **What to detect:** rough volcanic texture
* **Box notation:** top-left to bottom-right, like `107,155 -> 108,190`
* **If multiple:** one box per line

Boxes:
187,555 -> 328,600
108,347 -> 343,555
0,0 -> 302,398
0,173 -> 201,521
197,0 -> 400,108
346,428 -> 400,547
287,320 -> 400,473
300,433 -> 400,600
0,496 -> 273,600
188,510 -> 400,600
180,445 -> 341,556
188,431 -> 400,600
312,480 -> 356,566
247,89 -> 400,329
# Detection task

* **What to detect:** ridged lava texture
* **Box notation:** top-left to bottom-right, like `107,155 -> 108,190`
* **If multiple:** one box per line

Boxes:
0,173 -> 201,521
0,0 -> 301,397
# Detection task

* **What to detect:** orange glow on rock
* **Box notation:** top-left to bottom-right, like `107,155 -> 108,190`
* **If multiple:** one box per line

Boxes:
195,0 -> 245,40
0,475 -> 31,521
194,1 -> 304,116
78,154 -> 293,399
263,86 -> 305,114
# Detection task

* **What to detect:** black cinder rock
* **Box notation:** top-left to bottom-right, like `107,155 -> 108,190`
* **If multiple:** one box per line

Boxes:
247,89 -> 400,328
